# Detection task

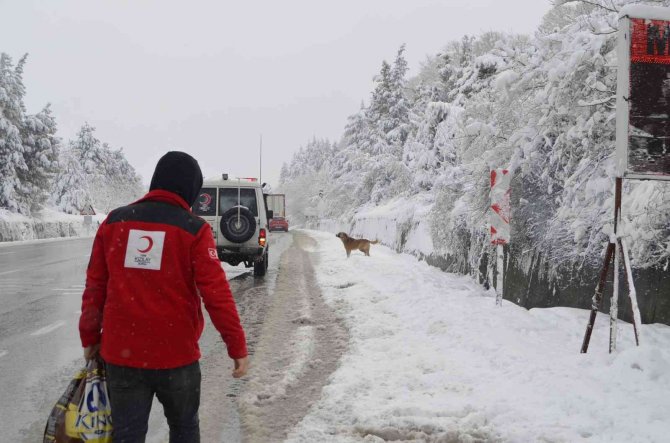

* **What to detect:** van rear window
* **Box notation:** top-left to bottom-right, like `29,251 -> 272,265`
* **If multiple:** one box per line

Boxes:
193,188 -> 217,216
220,188 -> 258,217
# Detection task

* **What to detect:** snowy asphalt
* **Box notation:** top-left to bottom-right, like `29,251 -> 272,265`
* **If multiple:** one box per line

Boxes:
0,231 -> 346,443
0,237 -> 92,441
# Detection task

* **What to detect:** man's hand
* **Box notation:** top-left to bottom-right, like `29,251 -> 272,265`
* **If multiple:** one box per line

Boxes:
84,344 -> 100,362
232,356 -> 249,378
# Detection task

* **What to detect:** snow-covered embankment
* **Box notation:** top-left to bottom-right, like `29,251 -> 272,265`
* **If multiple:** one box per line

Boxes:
287,229 -> 670,442
0,208 -> 104,242
310,194 -> 436,259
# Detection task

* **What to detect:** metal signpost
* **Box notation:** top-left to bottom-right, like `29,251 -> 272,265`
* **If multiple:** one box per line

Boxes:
489,168 -> 511,306
581,6 -> 670,353
80,203 -> 96,234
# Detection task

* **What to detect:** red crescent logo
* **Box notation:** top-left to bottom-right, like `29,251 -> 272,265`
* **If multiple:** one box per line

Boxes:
200,193 -> 212,205
137,236 -> 154,253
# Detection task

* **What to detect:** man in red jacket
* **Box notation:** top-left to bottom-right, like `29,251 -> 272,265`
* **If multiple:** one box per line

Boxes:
79,151 -> 248,443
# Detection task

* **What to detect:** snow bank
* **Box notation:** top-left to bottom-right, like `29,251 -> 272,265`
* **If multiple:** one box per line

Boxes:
0,207 -> 104,242
309,194 -> 435,258
287,230 -> 670,443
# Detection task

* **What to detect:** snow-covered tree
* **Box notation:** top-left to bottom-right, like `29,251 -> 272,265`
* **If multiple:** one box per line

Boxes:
53,123 -> 143,213
0,54 -> 28,213
388,44 -> 410,147
90,144 -> 144,213
19,104 -> 60,212
52,146 -> 90,214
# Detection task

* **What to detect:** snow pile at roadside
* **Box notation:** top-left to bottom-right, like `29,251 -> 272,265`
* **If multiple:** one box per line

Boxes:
287,230 -> 670,443
309,193 -> 435,258
352,194 -> 434,257
0,207 -> 105,242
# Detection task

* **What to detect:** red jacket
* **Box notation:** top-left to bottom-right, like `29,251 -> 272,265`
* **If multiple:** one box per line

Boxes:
79,190 -> 248,369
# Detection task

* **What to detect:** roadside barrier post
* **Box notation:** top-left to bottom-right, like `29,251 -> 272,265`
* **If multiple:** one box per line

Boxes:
489,168 -> 511,306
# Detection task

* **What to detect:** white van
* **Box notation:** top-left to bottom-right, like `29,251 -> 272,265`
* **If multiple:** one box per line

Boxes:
192,175 -> 271,276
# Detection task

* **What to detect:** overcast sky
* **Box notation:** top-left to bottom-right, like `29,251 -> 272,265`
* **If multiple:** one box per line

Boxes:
2,0 -> 552,187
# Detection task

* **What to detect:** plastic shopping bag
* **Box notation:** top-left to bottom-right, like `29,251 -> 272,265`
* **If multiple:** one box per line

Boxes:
43,366 -> 86,442
44,358 -> 112,442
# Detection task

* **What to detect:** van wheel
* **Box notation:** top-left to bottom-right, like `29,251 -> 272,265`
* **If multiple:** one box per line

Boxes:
221,206 -> 257,243
254,252 -> 268,277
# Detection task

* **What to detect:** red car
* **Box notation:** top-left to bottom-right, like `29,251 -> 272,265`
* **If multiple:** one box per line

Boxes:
269,216 -> 289,232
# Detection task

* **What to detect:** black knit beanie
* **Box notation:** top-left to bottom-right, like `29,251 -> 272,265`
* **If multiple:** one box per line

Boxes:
149,151 -> 203,207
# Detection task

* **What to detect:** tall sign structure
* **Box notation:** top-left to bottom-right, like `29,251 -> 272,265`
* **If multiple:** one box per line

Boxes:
581,6 -> 670,353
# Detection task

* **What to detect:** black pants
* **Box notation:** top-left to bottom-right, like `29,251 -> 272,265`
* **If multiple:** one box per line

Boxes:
106,361 -> 201,443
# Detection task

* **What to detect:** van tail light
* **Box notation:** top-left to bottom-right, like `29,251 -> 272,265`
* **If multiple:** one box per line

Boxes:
259,228 -> 267,247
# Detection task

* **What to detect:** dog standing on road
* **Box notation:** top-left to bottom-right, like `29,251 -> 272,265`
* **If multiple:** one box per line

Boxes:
336,232 -> 379,258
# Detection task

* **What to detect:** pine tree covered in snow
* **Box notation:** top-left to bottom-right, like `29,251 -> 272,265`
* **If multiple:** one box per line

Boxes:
366,46 -> 411,157
367,60 -> 394,145
19,105 -> 60,212
52,143 -> 90,215
0,54 -> 28,213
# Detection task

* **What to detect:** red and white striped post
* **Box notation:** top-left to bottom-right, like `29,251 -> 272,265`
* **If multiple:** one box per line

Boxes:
490,169 -> 511,306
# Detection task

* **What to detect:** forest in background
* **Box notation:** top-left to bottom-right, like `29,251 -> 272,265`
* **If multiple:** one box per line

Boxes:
0,54 -> 143,216
280,0 -> 670,282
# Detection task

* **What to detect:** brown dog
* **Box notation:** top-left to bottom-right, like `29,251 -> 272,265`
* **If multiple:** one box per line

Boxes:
336,232 -> 379,258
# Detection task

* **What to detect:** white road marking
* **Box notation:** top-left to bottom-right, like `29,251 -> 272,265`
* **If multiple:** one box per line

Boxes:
30,320 -> 67,336
0,256 -> 87,276
0,269 -> 25,276
0,235 -> 93,249
0,350 -> 8,358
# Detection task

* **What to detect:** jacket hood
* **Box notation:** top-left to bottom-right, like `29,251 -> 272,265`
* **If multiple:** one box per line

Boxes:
149,151 -> 203,207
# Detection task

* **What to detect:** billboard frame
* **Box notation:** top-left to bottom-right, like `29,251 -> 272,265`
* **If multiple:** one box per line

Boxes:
616,8 -> 670,181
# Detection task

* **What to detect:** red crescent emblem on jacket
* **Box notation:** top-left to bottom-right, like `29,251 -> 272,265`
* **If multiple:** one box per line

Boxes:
138,236 -> 154,253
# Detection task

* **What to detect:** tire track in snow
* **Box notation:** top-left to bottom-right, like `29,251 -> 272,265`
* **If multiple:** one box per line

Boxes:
240,231 -> 347,443
146,232 -> 296,443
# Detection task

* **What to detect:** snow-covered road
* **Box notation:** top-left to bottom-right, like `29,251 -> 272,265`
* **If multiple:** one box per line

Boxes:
0,237 -> 91,441
3,230 -> 669,442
